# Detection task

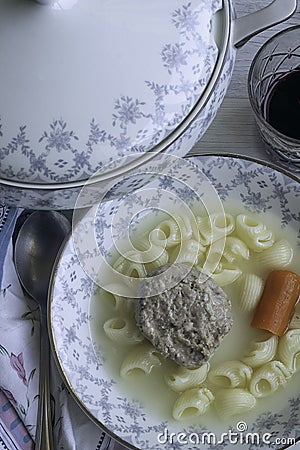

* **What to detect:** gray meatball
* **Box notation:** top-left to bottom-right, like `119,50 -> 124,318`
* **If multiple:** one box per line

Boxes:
135,264 -> 233,368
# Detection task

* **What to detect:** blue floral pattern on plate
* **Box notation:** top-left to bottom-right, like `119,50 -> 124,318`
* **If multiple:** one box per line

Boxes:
50,155 -> 300,450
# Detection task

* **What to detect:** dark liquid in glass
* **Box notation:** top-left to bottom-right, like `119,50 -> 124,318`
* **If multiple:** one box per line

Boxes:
262,68 -> 300,140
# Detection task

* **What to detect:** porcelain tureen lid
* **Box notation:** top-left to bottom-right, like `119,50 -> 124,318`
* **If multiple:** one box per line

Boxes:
0,0 -> 221,185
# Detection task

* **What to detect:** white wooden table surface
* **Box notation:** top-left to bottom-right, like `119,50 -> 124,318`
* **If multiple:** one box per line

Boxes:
189,0 -> 300,170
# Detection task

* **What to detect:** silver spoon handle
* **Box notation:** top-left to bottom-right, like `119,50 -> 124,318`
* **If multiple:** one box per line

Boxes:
35,316 -> 54,450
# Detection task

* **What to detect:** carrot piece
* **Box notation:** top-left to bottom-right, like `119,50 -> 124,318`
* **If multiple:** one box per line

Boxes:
251,270 -> 300,336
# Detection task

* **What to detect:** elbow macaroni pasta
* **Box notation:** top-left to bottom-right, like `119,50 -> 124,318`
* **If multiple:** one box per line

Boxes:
222,236 -> 250,263
236,214 -> 274,252
120,343 -> 162,377
170,239 -> 205,266
209,237 -> 249,264
278,329 -> 300,373
208,360 -> 252,388
153,218 -> 181,247
172,387 -> 214,420
242,335 -> 278,368
103,317 -> 144,346
113,250 -> 147,278
151,214 -> 194,248
136,240 -> 169,271
165,363 -> 210,392
177,214 -> 198,242
257,239 -> 293,270
249,361 -> 292,398
197,213 -> 235,246
289,311 -> 300,330
211,266 -> 242,287
238,273 -> 264,313
204,237 -> 248,277
214,388 -> 256,419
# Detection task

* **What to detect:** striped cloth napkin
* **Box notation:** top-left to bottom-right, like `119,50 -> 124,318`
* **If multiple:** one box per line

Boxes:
0,204 -> 125,450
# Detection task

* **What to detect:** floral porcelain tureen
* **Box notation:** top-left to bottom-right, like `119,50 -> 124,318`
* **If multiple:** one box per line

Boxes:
0,0 -> 297,208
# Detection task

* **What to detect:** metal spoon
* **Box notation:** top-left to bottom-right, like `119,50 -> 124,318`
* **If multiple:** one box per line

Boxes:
14,211 -> 71,450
